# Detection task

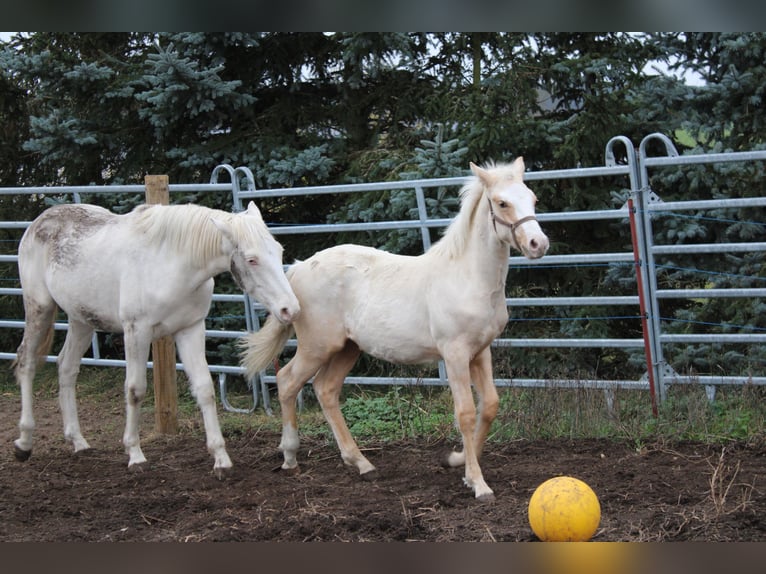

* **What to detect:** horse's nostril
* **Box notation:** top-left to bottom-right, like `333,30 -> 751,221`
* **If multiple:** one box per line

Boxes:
280,305 -> 300,322
530,239 -> 539,250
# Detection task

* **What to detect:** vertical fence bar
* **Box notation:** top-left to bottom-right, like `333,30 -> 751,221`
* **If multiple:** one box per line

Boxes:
230,165 -> 270,413
218,164 -> 264,414
414,184 -> 448,384
414,185 -> 432,251
144,174 -> 178,434
637,134 -> 680,403
628,197 -> 659,416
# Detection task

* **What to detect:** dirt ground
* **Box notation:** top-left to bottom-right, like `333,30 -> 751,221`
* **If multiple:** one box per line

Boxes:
1,390 -> 765,542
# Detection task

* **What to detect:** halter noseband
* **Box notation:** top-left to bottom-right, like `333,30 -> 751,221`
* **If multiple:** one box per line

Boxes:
486,197 -> 537,249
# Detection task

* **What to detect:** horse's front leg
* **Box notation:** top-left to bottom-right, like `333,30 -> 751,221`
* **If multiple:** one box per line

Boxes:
57,319 -> 97,453
447,346 -> 499,467
175,323 -> 232,478
122,323 -> 152,468
443,348 -> 495,502
470,347 -> 499,458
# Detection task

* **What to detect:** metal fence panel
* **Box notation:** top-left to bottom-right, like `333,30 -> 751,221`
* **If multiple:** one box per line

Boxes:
1,133 -> 764,414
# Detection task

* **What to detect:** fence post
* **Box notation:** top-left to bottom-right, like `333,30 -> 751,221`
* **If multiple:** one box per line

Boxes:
144,175 -> 178,434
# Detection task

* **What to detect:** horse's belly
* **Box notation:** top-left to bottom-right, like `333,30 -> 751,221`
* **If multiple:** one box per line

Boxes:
48,268 -> 211,335
353,332 -> 441,365
49,278 -> 123,332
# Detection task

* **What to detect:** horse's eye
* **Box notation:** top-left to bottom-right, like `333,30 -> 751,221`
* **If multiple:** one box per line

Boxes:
247,257 -> 259,266
498,201 -> 508,208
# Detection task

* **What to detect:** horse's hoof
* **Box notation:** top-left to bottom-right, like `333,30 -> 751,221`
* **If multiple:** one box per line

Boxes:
476,491 -> 496,504
360,468 -> 379,482
276,464 -> 300,476
14,445 -> 31,462
214,466 -> 233,480
128,461 -> 148,473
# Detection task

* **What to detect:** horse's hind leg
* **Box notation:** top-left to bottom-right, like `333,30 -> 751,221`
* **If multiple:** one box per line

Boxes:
57,319 -> 96,453
275,349 -> 325,472
175,323 -> 232,478
312,341 -> 377,477
13,298 -> 57,460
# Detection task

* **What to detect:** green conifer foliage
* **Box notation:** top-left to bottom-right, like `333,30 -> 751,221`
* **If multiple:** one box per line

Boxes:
1,32 -> 763,380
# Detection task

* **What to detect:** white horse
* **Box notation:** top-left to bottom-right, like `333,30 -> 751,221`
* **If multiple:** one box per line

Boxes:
240,158 -> 549,501
13,201 -> 300,477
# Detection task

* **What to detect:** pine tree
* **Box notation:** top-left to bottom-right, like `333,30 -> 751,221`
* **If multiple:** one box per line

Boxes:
332,123 -> 468,254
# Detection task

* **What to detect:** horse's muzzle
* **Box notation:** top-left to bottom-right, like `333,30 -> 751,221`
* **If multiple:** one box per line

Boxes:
524,233 -> 550,259
277,302 -> 301,324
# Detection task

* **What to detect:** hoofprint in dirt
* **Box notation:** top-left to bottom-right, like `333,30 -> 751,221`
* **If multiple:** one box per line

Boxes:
0,393 -> 764,542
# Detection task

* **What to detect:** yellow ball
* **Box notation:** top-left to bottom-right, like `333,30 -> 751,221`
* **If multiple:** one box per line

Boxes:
528,476 -> 601,542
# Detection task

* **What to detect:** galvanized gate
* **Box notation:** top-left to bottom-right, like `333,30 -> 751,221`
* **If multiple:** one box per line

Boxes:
632,134 -> 766,405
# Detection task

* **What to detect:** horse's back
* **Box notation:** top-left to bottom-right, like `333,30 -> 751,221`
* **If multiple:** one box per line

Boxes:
289,243 -> 420,299
19,204 -> 117,282
18,205 -> 129,323
21,204 -> 117,258
289,244 -> 442,363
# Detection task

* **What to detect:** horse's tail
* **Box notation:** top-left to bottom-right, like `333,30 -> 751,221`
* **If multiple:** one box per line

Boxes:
36,313 -> 56,363
238,315 -> 294,380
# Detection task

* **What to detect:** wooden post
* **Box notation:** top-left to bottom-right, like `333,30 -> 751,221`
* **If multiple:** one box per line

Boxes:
144,175 -> 178,434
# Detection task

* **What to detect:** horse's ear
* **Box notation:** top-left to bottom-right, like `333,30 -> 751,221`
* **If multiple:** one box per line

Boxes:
211,218 -> 236,249
246,201 -> 262,219
470,162 -> 494,186
511,156 -> 525,178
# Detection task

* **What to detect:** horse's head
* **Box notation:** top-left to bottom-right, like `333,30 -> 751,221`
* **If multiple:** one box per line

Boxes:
470,157 -> 549,259
213,202 -> 300,324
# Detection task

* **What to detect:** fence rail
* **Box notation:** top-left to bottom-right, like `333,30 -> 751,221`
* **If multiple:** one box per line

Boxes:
0,133 -> 764,415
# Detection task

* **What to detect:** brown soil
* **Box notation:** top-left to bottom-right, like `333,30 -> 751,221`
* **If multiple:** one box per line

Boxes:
1,391 -> 764,542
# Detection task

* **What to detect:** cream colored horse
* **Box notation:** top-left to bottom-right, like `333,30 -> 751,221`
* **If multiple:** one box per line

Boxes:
14,201 -> 299,477
240,158 -> 548,501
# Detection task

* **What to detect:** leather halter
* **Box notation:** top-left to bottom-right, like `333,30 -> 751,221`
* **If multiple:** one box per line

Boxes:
486,197 -> 537,249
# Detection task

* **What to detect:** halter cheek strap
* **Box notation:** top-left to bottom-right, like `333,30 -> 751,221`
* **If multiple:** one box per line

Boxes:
486,197 -> 537,249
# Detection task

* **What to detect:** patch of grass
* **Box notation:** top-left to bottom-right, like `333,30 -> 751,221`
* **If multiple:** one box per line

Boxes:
495,385 -> 648,441
328,382 -> 766,447
340,385 -> 454,441
652,383 -> 766,444
0,362 -> 127,400
493,383 -> 765,445
4,363 -> 764,448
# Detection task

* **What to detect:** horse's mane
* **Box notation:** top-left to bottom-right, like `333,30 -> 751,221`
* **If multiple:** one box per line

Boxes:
427,161 -> 520,259
132,203 -> 261,266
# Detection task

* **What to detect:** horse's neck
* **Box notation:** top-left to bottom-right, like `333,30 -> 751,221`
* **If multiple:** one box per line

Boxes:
465,207 -> 511,289
201,251 -> 233,279
430,200 -> 510,290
